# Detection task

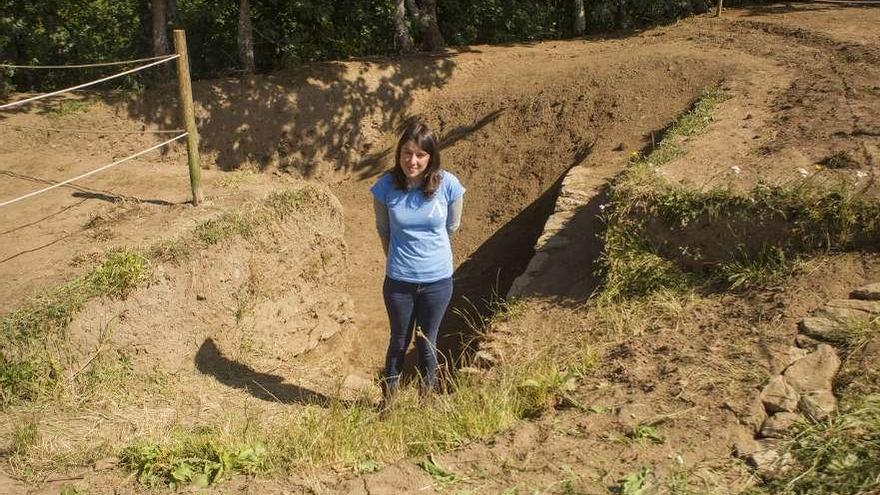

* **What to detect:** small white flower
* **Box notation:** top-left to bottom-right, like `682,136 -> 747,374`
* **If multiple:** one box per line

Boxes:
797,167 -> 810,178
856,170 -> 868,179
731,165 -> 742,175
599,203 -> 609,211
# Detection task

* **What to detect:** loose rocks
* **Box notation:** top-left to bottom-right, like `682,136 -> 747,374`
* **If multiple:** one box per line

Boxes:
760,375 -> 800,413
783,344 -> 840,393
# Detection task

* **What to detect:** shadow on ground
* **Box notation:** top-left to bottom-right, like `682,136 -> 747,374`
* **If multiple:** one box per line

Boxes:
195,338 -> 348,407
124,54 -> 458,177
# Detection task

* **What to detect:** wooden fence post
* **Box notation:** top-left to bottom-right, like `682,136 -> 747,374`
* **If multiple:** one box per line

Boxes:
173,29 -> 203,205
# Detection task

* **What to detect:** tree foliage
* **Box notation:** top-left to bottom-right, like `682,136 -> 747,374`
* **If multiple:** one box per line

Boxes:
1,0 -> 732,91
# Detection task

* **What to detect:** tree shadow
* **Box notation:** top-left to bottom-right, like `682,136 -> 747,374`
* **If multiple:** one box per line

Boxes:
194,338 -> 345,407
123,53 -> 458,176
737,0 -> 880,17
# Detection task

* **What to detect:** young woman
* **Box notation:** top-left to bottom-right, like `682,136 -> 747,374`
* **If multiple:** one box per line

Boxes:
370,120 -> 465,401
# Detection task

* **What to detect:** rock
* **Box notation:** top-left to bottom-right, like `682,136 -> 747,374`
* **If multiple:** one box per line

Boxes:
818,299 -> 880,323
747,440 -> 794,479
784,344 -> 841,393
759,412 -> 801,439
732,430 -> 760,457
769,346 -> 809,375
760,376 -> 800,413
795,334 -> 822,350
798,316 -> 842,341
799,390 -> 838,420
851,282 -> 880,300
824,298 -> 880,312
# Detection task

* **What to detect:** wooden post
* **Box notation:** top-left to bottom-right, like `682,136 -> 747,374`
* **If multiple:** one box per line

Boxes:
716,0 -> 723,17
173,29 -> 203,205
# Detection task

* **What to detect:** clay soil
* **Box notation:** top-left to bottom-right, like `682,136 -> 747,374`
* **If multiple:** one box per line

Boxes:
1,2 -> 880,494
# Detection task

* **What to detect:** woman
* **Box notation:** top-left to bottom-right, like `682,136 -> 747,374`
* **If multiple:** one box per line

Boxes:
370,119 -> 465,402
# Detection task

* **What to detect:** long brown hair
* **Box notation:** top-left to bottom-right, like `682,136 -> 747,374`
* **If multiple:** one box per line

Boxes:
391,119 -> 441,198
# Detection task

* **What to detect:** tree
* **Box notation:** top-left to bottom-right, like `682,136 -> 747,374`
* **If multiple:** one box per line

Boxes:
238,0 -> 255,73
151,0 -> 170,56
405,0 -> 444,51
574,0 -> 586,35
393,0 -> 414,54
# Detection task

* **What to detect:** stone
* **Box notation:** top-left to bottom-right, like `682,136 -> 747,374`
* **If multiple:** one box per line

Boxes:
799,390 -> 838,421
784,344 -> 841,393
798,316 -> 842,341
747,440 -> 794,479
824,298 -> 880,312
759,412 -> 801,439
769,346 -> 809,375
817,299 -> 880,323
732,429 -> 760,457
851,282 -> 880,300
760,375 -> 800,413
795,334 -> 822,350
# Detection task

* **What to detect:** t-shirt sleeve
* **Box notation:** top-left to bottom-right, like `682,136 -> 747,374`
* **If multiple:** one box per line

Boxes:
370,175 -> 390,204
443,172 -> 466,204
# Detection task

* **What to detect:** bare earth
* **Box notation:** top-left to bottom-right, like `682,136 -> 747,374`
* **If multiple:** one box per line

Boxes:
1,2 -> 879,494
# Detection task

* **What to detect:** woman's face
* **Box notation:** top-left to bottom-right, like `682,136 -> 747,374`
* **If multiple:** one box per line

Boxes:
399,140 -> 431,180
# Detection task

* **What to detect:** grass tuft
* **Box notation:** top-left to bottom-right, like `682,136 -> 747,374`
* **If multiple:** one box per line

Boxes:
750,395 -> 880,494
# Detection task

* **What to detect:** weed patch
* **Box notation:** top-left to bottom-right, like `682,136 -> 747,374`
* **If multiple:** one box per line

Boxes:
749,395 -> 880,495
0,249 -> 146,405
121,433 -> 269,488
47,99 -> 93,119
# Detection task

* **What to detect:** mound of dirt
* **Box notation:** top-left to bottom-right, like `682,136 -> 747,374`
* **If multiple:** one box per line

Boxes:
63,184 -> 353,377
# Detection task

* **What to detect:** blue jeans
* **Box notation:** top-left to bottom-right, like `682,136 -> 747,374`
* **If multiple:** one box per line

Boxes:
382,276 -> 453,393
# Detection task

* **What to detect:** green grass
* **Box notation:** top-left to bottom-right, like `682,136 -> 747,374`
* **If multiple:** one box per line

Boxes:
0,187 -> 324,407
0,248 -> 147,405
598,87 -> 880,301
47,99 -> 94,119
121,350 -> 597,487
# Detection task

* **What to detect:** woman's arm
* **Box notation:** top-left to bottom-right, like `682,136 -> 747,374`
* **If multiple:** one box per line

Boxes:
447,196 -> 463,236
373,197 -> 390,256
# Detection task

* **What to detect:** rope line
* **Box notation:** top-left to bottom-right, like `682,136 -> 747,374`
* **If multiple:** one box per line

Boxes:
0,133 -> 187,208
0,55 -> 173,70
0,122 -> 184,134
0,55 -> 179,111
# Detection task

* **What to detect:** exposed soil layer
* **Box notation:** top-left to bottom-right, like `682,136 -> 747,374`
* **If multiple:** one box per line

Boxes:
1,2 -> 880,494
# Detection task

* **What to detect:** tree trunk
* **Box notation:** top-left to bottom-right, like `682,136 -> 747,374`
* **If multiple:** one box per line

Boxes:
151,0 -> 171,56
574,0 -> 586,35
716,0 -> 723,17
238,0 -> 255,73
418,0 -> 445,51
393,0 -> 415,53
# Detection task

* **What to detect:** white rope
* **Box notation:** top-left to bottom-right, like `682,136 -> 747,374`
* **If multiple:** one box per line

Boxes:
0,55 -> 179,111
0,55 -> 172,70
0,133 -> 188,208
0,122 -> 184,134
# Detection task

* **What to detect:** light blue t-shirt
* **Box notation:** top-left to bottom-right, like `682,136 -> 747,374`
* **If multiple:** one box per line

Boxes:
370,171 -> 466,283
